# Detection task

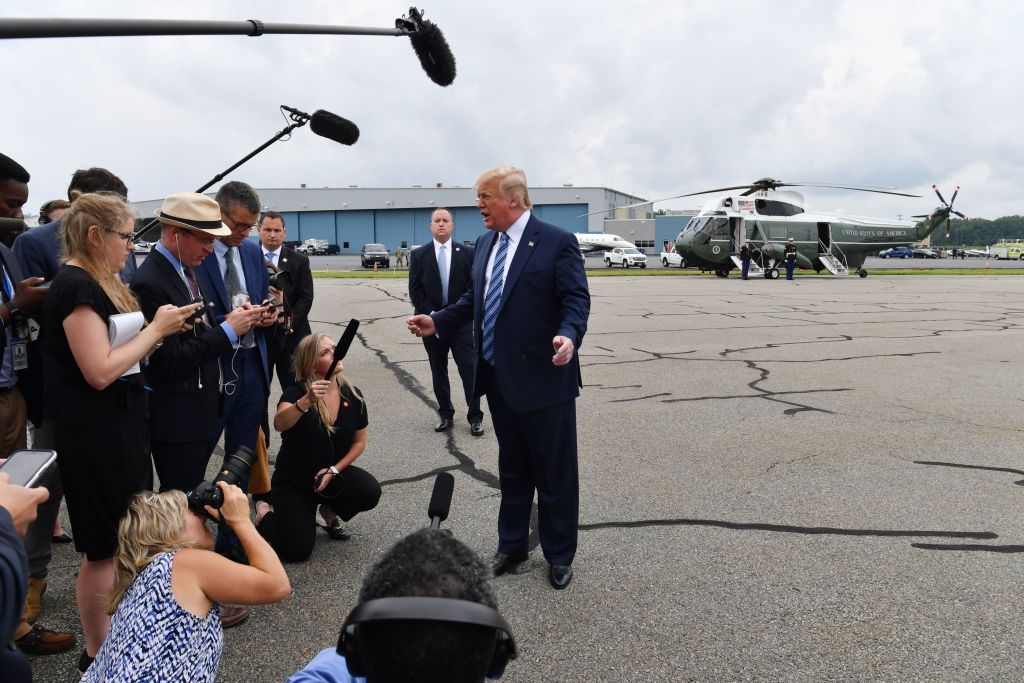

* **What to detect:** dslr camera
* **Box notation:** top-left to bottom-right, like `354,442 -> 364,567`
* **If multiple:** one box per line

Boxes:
187,445 -> 257,516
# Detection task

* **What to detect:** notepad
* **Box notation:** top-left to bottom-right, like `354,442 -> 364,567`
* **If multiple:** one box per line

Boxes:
108,311 -> 145,376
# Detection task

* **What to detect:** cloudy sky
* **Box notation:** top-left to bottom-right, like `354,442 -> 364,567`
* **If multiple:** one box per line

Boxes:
3,0 -> 1020,221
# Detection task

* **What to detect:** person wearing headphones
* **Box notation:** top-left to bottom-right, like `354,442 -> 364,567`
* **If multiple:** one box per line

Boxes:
287,528 -> 516,683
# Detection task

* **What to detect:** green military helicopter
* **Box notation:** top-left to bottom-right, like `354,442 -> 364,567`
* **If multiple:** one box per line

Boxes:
624,178 -> 963,278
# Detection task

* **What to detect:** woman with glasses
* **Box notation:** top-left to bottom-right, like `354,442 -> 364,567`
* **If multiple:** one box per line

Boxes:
255,332 -> 381,562
42,192 -> 200,672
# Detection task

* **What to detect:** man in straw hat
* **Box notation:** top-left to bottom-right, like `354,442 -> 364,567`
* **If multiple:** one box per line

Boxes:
130,193 -> 265,502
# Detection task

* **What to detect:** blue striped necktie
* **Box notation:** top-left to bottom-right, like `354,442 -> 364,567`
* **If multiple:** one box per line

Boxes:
481,233 -> 509,365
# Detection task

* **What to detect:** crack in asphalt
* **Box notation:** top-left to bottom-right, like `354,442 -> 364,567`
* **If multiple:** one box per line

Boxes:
579,517 -> 996,540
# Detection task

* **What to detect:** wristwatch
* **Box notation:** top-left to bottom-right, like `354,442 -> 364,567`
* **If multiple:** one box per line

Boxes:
1,303 -> 20,325
328,465 -> 340,476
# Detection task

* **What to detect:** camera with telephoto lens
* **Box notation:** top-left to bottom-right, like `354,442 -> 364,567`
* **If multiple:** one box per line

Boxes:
187,445 -> 257,515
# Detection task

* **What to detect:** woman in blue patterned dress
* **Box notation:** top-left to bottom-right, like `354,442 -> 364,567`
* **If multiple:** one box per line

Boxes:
81,483 -> 291,681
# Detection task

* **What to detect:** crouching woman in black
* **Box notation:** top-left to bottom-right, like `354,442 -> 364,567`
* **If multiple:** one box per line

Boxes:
255,332 -> 381,562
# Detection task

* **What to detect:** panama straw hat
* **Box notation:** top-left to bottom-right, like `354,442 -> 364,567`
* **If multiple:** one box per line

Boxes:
154,193 -> 230,236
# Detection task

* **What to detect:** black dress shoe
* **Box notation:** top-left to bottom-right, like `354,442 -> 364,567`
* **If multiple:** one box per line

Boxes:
548,564 -> 573,589
434,417 -> 453,432
489,551 -> 528,576
469,420 -> 484,436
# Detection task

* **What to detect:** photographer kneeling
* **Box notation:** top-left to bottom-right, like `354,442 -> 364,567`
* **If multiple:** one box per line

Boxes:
256,333 -> 381,562
81,482 -> 290,681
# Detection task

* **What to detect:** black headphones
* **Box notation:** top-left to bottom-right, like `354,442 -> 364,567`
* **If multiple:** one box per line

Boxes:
337,596 -> 517,679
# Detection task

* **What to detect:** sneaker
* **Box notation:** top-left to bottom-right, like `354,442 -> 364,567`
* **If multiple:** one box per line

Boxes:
22,576 -> 46,624
15,623 -> 76,655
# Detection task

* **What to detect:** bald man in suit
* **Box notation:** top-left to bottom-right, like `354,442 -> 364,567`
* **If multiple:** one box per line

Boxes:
408,208 -> 484,435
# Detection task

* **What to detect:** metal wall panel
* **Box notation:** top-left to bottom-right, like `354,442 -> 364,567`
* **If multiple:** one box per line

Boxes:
373,210 -> 415,250
336,211 -> 374,253
451,207 -> 485,242
297,211 -> 335,243
531,204 -> 587,232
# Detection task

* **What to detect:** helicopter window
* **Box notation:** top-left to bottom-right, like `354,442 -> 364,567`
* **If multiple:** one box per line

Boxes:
692,217 -> 710,233
754,199 -> 804,216
709,218 -> 730,235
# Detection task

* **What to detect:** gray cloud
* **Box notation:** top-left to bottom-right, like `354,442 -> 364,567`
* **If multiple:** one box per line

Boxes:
3,0 -> 1020,220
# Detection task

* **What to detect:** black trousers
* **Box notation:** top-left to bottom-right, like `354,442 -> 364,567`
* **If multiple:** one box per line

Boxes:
424,324 -> 482,421
152,440 -> 214,494
482,365 -> 579,566
257,466 -> 381,563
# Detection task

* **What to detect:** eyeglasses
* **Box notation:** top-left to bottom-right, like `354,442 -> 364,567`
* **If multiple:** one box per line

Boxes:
223,214 -> 259,231
104,229 -> 135,243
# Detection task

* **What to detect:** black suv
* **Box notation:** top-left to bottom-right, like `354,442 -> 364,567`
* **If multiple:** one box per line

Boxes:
360,243 -> 390,268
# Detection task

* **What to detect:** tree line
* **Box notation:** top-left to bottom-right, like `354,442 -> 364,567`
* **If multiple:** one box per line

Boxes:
930,215 -> 1024,247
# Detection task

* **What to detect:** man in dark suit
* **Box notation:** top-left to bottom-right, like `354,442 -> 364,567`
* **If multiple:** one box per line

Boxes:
258,211 -> 314,389
130,192 -> 264,495
408,166 -> 590,590
0,152 -> 72,655
408,208 -> 484,435
196,181 -> 274,461
13,168 -> 137,285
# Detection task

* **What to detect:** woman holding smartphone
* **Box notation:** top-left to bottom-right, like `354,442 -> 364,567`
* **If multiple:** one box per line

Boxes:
256,333 -> 381,562
41,192 -> 199,671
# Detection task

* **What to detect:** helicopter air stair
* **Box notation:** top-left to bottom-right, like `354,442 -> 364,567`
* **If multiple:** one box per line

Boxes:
729,255 -> 764,276
817,241 -> 848,276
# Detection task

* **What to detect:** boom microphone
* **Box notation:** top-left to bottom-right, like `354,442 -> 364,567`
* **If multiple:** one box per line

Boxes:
310,109 -> 360,146
328,319 -> 361,381
396,8 -> 456,86
427,472 -> 455,529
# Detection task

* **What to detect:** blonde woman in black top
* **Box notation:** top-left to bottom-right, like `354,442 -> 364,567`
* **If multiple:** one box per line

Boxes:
256,333 -> 381,562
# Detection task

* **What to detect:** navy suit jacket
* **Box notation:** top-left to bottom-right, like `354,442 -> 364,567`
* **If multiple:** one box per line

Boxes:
12,218 -> 137,284
408,241 -> 474,315
195,239 -> 270,386
432,214 -> 590,412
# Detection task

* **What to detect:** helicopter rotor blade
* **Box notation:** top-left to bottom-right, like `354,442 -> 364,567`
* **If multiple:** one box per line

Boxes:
952,210 -> 967,219
932,185 -> 948,207
949,185 -> 959,207
578,185 -> 757,218
781,182 -> 920,197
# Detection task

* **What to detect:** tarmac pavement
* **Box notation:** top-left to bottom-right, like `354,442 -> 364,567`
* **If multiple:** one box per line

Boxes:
30,273 -> 1024,681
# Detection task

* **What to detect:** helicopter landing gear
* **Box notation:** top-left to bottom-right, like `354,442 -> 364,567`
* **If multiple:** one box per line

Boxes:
715,269 -> 728,278
765,268 -> 780,279
858,269 -> 868,278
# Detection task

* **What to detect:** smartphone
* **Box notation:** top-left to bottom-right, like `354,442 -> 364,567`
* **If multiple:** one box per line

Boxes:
329,319 -> 360,379
186,297 -> 213,325
0,449 -> 57,488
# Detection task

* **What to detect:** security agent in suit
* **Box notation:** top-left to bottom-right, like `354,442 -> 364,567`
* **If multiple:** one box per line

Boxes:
196,181 -> 275,462
130,193 -> 265,493
258,211 -> 314,389
408,208 -> 484,435
408,166 -> 590,590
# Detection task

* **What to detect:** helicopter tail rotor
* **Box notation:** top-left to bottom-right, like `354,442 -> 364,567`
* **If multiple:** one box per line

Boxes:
932,185 -> 967,239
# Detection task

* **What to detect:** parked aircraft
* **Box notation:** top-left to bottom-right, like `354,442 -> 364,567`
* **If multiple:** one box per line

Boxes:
589,178 -> 963,278
573,232 -> 636,254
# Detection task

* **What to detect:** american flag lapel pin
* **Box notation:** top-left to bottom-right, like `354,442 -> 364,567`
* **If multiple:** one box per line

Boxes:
528,241 -> 534,247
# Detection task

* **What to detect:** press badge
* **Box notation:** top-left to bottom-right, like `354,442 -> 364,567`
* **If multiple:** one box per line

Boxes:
12,339 -> 28,370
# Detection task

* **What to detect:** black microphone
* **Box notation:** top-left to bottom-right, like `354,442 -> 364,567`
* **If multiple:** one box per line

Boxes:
396,8 -> 456,87
428,472 -> 455,530
328,319 -> 360,381
310,109 -> 360,146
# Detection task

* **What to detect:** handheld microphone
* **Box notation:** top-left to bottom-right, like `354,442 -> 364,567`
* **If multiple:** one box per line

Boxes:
396,8 -> 456,87
428,472 -> 455,529
328,319 -> 360,380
